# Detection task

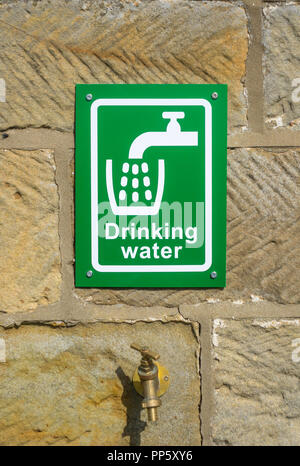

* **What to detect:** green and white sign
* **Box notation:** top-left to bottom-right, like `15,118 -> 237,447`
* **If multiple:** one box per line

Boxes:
75,84 -> 227,288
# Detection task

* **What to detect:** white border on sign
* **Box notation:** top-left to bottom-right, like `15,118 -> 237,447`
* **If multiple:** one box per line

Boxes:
90,98 -> 212,272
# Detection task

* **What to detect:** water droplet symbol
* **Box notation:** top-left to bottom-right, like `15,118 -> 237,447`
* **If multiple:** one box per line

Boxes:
142,162 -> 148,173
132,192 -> 139,203
145,190 -> 152,201
132,164 -> 139,175
122,163 -> 129,173
119,190 -> 126,201
121,176 -> 128,187
132,178 -> 139,189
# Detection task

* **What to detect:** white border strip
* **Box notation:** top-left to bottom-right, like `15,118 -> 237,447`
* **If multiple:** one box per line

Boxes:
90,98 -> 212,272
0,338 -> 6,363
0,79 -> 6,103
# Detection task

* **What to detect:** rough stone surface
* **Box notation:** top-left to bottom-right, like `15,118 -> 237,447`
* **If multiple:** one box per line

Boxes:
0,322 -> 200,446
0,0 -> 247,133
264,5 -> 300,129
77,148 -> 300,306
225,148 -> 300,304
0,149 -> 61,313
212,318 -> 300,446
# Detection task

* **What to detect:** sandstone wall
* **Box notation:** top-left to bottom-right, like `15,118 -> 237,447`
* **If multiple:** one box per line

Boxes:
0,0 -> 299,446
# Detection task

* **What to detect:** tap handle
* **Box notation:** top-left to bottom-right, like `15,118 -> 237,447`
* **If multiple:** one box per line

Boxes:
162,111 -> 185,122
162,112 -> 185,132
131,343 -> 160,361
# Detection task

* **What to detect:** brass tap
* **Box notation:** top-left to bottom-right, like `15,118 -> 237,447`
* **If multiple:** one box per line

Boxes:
131,343 -> 170,422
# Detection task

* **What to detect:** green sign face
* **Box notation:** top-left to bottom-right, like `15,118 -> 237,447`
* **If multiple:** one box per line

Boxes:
75,84 -> 227,288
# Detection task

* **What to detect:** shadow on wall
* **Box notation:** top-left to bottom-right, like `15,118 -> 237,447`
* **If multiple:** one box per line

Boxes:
116,366 -> 147,446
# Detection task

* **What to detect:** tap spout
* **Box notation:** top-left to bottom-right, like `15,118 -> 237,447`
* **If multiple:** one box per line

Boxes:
139,363 -> 161,422
128,112 -> 198,159
131,343 -> 170,422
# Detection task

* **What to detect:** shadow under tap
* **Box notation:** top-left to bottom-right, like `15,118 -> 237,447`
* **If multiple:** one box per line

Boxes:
116,366 -> 147,446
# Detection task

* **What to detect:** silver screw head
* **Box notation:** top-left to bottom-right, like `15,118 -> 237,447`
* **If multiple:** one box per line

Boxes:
211,92 -> 218,100
85,93 -> 93,101
210,271 -> 217,279
164,375 -> 169,382
86,270 -> 93,278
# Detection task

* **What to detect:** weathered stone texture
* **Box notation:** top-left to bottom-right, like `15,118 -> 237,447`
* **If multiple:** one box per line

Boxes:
0,149 -> 61,313
0,322 -> 200,446
212,319 -> 300,445
0,0 -> 247,133
77,148 -> 300,306
264,5 -> 300,129
225,148 -> 299,304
